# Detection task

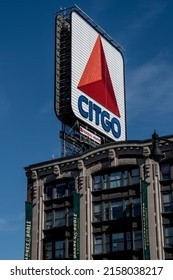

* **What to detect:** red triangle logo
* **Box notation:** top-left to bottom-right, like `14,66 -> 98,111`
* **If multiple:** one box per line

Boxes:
77,35 -> 120,117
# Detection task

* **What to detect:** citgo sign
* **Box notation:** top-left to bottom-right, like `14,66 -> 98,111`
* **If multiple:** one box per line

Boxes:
71,12 -> 126,141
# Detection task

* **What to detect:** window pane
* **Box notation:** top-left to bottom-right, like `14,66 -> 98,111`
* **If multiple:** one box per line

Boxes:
68,239 -> 73,258
45,186 -> 52,200
93,204 -> 102,222
161,164 -> 171,180
54,182 -> 66,198
45,242 -> 52,259
112,232 -> 124,251
68,208 -> 73,226
55,209 -> 65,227
94,235 -> 102,254
68,181 -> 75,196
131,169 -> 140,184
45,211 -> 53,229
55,240 -> 65,259
133,198 -> 141,217
111,200 -> 123,219
134,230 -> 143,249
165,226 -> 173,247
110,172 -> 121,188
162,193 -> 173,212
93,176 -> 102,191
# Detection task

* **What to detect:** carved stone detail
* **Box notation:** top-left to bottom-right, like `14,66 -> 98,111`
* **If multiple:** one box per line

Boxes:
108,149 -> 115,160
78,160 -> 84,171
31,170 -> 38,180
143,147 -> 151,158
53,165 -> 60,177
118,158 -> 137,165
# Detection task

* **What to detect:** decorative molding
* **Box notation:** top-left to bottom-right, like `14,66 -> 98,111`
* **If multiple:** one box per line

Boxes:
143,147 -> 151,158
31,170 -> 38,180
53,165 -> 60,177
118,158 -> 137,165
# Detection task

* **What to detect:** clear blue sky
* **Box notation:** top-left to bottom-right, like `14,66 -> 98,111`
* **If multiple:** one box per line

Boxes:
0,0 -> 173,259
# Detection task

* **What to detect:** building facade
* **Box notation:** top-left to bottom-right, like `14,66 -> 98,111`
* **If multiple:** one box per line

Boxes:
24,136 -> 173,260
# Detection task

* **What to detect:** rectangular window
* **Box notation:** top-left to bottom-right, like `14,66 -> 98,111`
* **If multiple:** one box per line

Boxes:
93,175 -> 102,191
55,209 -> 66,227
45,211 -> 53,229
68,208 -> 73,226
161,164 -> 171,180
54,182 -> 66,198
133,198 -> 141,217
93,203 -> 102,222
68,239 -> 73,258
131,169 -> 140,185
134,230 -> 143,250
94,235 -> 102,254
162,193 -> 173,212
112,232 -> 124,251
45,242 -> 52,259
55,240 -> 65,259
68,180 -> 75,196
110,172 -> 121,188
165,226 -> 173,248
111,200 -> 123,219
45,186 -> 52,200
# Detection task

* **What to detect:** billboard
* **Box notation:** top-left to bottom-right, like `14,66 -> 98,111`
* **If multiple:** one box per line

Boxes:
71,11 -> 126,141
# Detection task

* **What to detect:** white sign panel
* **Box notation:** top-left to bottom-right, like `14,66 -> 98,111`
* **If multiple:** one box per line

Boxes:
71,11 -> 126,141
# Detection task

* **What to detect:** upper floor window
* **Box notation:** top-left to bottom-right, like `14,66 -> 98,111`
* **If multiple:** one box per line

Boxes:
94,235 -> 103,254
161,164 -> 171,180
55,240 -> 65,259
93,167 -> 139,191
162,192 -> 173,213
164,226 -> 173,248
45,179 -> 75,200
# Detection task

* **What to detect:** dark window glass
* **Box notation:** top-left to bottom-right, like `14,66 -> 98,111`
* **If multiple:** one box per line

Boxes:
55,209 -> 66,227
134,230 -> 143,250
68,208 -> 73,226
131,169 -> 140,185
110,172 -> 121,188
162,193 -> 173,212
93,203 -> 102,222
68,181 -> 75,196
165,226 -> 173,248
94,235 -> 102,254
55,240 -> 65,259
133,198 -> 141,217
112,232 -> 124,251
68,239 -> 73,258
93,176 -> 102,191
45,186 -> 52,200
45,211 -> 53,229
45,242 -> 52,259
161,164 -> 171,180
111,200 -> 123,219
54,182 -> 66,198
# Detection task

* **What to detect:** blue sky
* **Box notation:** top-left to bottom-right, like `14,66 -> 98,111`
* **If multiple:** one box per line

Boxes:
0,0 -> 173,259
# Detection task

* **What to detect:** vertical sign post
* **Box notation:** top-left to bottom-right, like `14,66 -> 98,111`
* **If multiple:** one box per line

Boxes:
24,202 -> 32,260
141,180 -> 151,260
73,192 -> 80,259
